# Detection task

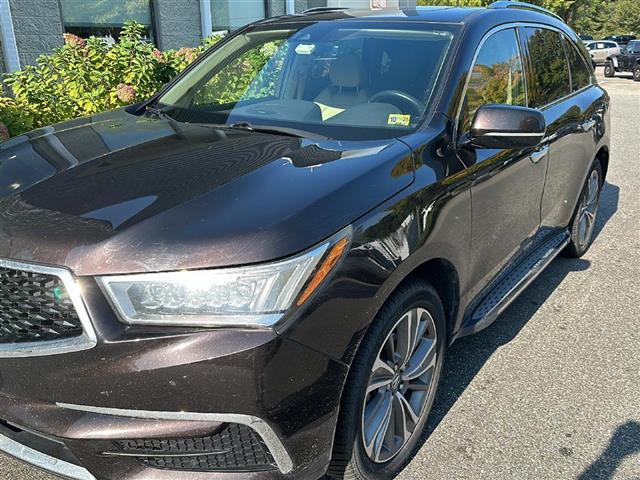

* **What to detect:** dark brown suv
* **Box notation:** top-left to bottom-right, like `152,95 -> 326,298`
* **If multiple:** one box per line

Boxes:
0,2 -> 609,480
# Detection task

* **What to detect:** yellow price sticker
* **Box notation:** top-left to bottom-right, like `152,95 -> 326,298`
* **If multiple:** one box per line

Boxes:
388,114 -> 411,127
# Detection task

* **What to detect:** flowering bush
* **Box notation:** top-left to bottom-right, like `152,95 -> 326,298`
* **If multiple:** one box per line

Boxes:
0,23 -> 222,138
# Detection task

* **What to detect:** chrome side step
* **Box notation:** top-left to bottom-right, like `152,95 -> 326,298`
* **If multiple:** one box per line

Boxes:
460,230 -> 570,337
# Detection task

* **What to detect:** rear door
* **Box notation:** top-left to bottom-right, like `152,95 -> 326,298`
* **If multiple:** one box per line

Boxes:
521,26 -> 602,232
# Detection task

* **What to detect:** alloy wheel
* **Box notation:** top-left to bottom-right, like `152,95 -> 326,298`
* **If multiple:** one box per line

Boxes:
361,307 -> 438,463
577,169 -> 600,248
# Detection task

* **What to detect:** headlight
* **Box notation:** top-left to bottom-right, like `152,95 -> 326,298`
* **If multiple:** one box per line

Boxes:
97,231 -> 350,328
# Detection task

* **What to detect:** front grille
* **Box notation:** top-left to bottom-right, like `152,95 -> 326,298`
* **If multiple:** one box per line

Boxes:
0,267 -> 83,343
114,423 -> 277,472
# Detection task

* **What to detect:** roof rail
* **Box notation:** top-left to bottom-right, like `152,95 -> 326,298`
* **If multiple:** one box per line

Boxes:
488,1 -> 563,22
302,6 -> 351,14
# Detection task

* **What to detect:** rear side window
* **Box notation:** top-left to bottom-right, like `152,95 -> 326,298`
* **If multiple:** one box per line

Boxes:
523,28 -> 571,108
563,37 -> 592,92
460,28 -> 526,133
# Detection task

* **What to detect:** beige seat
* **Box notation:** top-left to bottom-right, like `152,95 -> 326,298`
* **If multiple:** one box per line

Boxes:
314,54 -> 369,114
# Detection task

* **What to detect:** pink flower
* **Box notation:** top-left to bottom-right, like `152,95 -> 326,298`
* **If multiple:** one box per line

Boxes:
0,123 -> 9,141
63,33 -> 86,48
116,83 -> 136,103
177,47 -> 197,63
152,49 -> 166,63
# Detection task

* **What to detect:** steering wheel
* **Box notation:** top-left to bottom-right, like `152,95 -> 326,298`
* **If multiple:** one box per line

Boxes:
368,90 -> 425,117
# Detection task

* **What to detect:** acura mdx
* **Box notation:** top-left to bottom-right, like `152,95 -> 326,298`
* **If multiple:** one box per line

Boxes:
0,3 -> 609,480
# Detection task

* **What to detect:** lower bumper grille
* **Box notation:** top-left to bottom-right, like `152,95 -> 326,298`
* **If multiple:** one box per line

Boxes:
113,423 -> 277,472
0,266 -> 83,343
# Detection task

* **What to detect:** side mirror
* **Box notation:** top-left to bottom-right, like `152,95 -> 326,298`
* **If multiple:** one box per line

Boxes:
467,104 -> 546,150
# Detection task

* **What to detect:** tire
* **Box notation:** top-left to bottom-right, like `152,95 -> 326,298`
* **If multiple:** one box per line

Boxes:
564,160 -> 603,258
633,64 -> 640,82
327,280 -> 446,480
604,60 -> 615,77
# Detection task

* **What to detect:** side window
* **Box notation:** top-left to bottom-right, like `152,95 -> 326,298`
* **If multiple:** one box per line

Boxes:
524,28 -> 571,108
460,28 -> 526,134
563,37 -> 592,92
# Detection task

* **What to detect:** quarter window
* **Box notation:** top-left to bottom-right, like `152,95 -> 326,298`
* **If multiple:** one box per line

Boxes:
563,37 -> 592,92
523,28 -> 571,108
460,28 -> 526,134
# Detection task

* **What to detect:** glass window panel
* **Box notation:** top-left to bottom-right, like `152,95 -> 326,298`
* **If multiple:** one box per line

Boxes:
563,37 -> 591,92
524,28 -> 571,108
61,0 -> 153,42
211,0 -> 266,31
460,28 -> 526,134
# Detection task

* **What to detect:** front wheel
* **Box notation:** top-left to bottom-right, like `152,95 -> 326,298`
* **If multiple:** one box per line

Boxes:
633,64 -> 640,82
327,280 -> 446,479
564,160 -> 603,258
604,61 -> 616,78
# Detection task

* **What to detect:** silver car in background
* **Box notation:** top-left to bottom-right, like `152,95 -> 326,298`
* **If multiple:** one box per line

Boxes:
586,40 -> 621,65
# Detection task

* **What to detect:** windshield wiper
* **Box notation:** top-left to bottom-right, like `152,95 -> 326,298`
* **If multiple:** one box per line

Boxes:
228,122 -> 328,140
145,104 -> 173,120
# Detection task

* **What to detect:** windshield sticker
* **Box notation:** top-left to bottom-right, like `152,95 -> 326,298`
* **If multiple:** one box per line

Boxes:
295,44 -> 316,55
388,114 -> 411,127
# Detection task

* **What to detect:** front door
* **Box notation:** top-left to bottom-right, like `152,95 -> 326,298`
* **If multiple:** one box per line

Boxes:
456,27 -> 547,298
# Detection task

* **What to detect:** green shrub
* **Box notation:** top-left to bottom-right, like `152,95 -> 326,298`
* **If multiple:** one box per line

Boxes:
0,22 -> 222,138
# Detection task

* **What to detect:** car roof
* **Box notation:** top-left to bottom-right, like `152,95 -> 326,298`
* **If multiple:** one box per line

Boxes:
260,5 -> 566,28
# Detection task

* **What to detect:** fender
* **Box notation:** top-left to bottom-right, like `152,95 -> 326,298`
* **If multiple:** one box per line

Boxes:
609,56 -> 619,69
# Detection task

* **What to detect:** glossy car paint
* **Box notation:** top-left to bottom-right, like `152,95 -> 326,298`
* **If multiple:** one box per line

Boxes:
0,6 -> 610,480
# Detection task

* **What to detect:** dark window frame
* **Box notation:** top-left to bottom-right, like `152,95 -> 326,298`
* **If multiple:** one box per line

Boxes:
458,26 -> 528,135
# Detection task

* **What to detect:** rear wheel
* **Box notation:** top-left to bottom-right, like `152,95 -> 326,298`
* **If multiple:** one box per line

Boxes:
633,64 -> 640,82
327,280 -> 446,480
604,60 -> 615,77
564,160 -> 603,258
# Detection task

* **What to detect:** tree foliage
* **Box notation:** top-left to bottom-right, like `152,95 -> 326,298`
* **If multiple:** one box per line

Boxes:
0,23 -> 221,137
416,0 -> 639,36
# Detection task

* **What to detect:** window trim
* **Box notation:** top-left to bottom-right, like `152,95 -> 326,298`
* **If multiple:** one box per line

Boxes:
453,24 -> 529,142
454,22 -> 595,143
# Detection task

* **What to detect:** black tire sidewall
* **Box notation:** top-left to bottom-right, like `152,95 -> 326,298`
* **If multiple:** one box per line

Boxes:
328,280 -> 446,480
604,62 -> 615,77
634,65 -> 640,81
564,159 -> 603,258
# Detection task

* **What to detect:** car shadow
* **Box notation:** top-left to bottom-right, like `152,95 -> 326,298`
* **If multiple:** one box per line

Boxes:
424,180 -> 620,439
577,421 -> 640,480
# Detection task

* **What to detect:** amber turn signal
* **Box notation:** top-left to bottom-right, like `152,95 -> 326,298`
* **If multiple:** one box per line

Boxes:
296,237 -> 349,306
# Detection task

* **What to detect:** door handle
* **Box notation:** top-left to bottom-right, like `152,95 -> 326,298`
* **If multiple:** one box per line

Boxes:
530,145 -> 549,164
580,119 -> 596,132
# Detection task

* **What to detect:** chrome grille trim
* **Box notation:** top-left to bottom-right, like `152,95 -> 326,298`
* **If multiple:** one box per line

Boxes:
0,431 -> 96,480
0,259 -> 97,357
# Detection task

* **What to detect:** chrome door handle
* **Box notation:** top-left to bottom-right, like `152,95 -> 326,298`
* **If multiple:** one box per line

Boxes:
530,145 -> 549,164
580,119 -> 596,132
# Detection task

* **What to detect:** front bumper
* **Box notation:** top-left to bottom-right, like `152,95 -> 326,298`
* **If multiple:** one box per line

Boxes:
0,288 -> 349,480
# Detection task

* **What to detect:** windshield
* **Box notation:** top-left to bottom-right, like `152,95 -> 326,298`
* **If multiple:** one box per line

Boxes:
155,21 -> 457,140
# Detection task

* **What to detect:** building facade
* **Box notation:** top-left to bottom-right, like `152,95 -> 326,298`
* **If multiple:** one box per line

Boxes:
0,0 -> 412,74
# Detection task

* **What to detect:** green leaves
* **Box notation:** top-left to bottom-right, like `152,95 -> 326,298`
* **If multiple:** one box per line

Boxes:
0,21 -> 222,138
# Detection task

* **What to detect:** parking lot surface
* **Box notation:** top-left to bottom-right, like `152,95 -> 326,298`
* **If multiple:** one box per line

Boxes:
1,70 -> 639,480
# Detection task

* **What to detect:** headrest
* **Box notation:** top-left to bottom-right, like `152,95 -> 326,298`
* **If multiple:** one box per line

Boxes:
329,54 -> 366,88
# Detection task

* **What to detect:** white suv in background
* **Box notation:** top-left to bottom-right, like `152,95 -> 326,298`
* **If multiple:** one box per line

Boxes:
586,40 -> 621,65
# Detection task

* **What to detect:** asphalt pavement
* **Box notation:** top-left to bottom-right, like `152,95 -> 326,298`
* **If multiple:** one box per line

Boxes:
1,70 -> 639,480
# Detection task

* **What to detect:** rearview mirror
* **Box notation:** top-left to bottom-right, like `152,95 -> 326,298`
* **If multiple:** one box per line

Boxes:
468,104 -> 546,150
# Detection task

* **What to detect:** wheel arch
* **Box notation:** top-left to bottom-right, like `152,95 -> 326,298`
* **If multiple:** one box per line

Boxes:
374,257 -> 461,345
596,145 -> 609,180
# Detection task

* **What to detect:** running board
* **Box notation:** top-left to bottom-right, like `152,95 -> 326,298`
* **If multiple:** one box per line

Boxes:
460,231 -> 570,337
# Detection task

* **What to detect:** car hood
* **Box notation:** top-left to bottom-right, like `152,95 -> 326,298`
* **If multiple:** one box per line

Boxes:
0,109 -> 414,275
